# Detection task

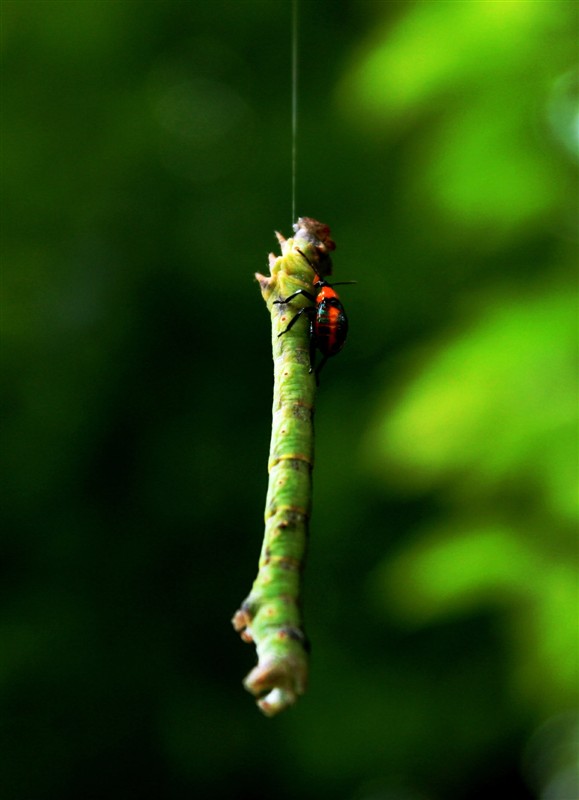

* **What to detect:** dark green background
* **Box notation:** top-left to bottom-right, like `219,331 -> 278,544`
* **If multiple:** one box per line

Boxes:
2,1 -> 577,799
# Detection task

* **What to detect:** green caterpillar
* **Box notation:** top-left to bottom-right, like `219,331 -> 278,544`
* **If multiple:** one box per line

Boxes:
232,218 -> 335,716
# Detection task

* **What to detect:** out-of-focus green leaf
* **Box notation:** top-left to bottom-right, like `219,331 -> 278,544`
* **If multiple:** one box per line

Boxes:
345,0 -> 569,119
372,518 -> 578,713
373,524 -> 539,621
368,286 -> 578,716
371,289 -> 577,522
341,0 -> 574,234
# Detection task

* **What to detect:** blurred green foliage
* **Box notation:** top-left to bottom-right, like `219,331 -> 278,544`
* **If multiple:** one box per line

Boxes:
1,1 -> 577,799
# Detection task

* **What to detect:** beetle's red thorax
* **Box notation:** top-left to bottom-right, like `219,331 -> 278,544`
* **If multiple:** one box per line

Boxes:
316,284 -> 338,303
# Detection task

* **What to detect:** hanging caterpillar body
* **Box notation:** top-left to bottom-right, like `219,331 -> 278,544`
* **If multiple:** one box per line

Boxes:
232,217 -> 351,716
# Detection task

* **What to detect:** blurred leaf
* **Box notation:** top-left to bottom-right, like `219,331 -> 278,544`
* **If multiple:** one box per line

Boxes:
341,0 -> 574,235
371,289 -> 577,522
345,0 -> 570,119
368,286 -> 578,715
373,524 -> 539,622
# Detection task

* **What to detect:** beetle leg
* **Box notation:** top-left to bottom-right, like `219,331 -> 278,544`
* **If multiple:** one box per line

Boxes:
273,288 -> 316,306
278,306 -> 313,337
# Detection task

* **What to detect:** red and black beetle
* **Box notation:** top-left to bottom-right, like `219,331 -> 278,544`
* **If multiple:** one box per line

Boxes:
274,248 -> 355,381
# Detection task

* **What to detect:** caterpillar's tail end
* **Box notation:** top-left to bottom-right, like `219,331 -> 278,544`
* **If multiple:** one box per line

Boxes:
243,651 -> 308,717
233,604 -> 308,716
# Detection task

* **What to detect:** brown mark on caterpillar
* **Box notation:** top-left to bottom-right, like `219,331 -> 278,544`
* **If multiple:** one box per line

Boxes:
291,403 -> 313,422
268,555 -> 301,571
277,626 -> 309,645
